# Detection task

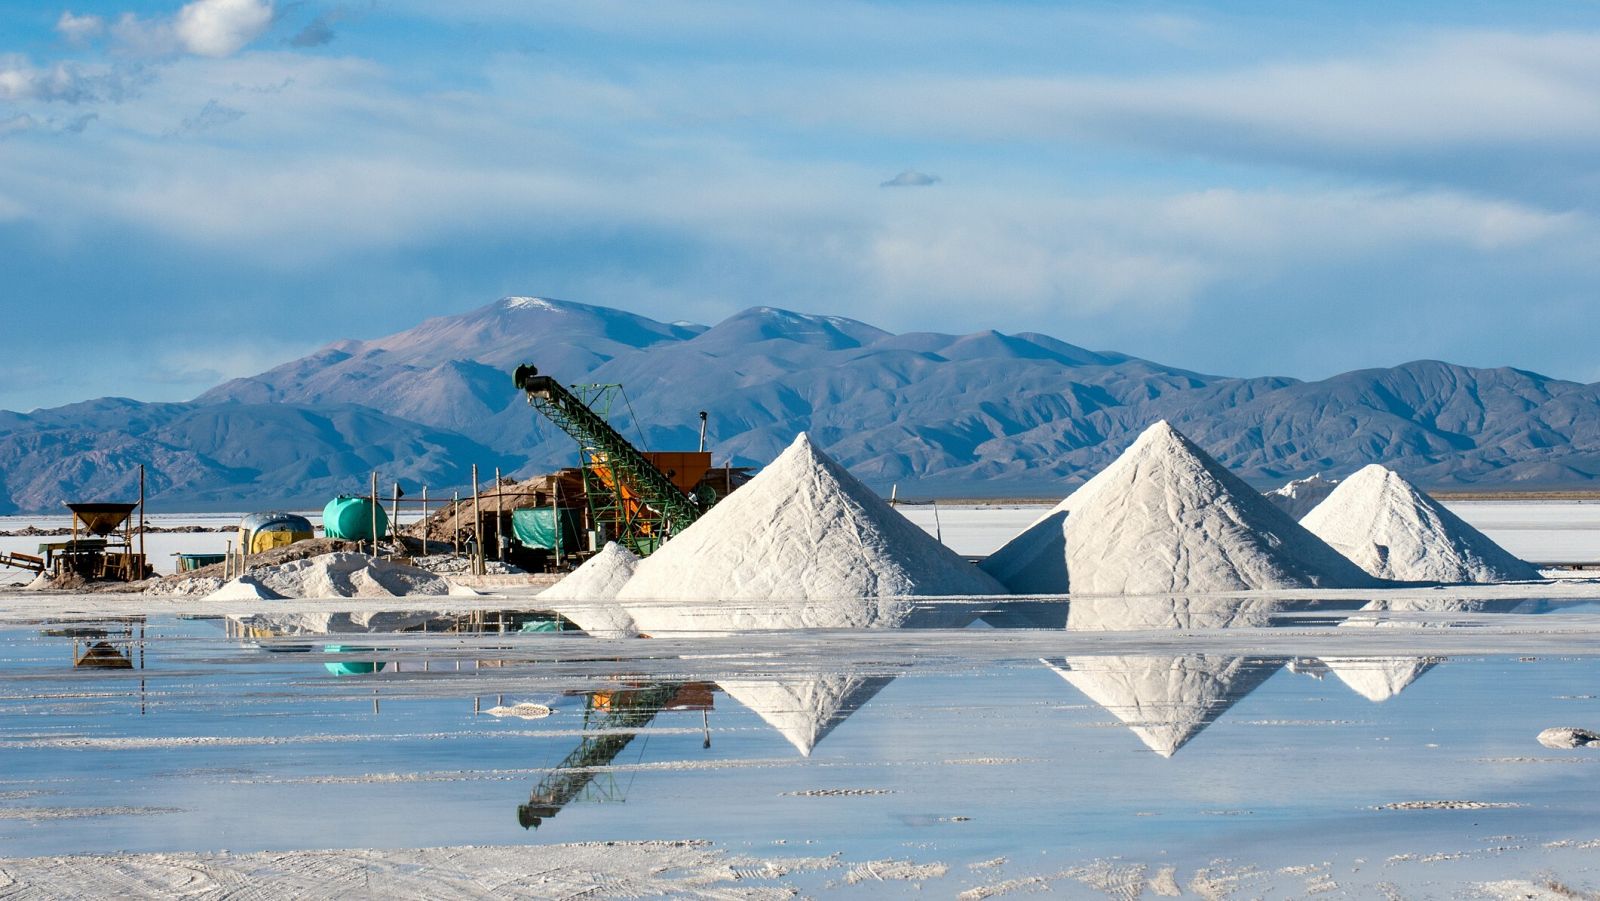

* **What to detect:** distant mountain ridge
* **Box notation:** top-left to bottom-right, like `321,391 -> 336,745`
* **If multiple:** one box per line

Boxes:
2,295 -> 1597,512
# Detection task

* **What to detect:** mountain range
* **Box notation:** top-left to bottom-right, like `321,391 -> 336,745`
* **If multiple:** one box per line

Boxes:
2,295 -> 1598,513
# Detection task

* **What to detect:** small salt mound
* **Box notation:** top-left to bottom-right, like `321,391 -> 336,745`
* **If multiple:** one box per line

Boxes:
539,542 -> 640,638
980,510 -> 1069,594
204,576 -> 285,602
209,552 -> 452,599
717,674 -> 895,757
1300,464 -> 1540,583
1062,421 -> 1375,595
616,433 -> 1005,601
1264,473 -> 1341,521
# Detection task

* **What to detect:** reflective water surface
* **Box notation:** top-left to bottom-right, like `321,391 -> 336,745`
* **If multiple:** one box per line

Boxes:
3,594 -> 1599,896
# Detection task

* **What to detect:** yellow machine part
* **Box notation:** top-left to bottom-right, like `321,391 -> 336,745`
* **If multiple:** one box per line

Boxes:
242,527 -> 313,554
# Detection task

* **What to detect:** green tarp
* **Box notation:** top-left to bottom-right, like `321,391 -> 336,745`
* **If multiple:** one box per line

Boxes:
512,507 -> 580,553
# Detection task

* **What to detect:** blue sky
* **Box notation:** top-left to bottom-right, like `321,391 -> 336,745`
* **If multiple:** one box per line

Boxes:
3,0 -> 1600,412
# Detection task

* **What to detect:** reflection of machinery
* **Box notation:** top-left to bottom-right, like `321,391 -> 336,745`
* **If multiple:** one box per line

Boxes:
518,682 -> 714,829
513,364 -> 741,557
41,619 -> 145,670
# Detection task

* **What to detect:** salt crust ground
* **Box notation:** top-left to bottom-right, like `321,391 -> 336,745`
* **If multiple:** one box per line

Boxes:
1301,464 -> 1542,583
0,841 -> 1588,900
617,433 -> 1005,602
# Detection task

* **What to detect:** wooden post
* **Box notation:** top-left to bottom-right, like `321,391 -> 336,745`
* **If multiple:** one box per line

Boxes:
471,464 -> 482,576
390,481 -> 400,561
452,491 -> 461,555
370,471 -> 379,558
421,486 -> 428,552
138,464 -> 146,578
552,475 -> 561,569
493,467 -> 503,563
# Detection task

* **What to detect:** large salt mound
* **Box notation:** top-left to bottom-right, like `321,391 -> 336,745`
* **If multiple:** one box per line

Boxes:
717,674 -> 894,757
1264,473 -> 1341,521
1062,421 -> 1376,595
616,432 -> 1005,601
539,542 -> 640,638
206,552 -> 452,600
1300,464 -> 1541,583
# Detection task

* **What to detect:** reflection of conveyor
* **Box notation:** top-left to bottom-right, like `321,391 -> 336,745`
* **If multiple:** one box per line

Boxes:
518,682 -> 712,829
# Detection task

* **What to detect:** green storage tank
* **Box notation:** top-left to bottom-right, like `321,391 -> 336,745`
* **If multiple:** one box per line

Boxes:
322,495 -> 389,541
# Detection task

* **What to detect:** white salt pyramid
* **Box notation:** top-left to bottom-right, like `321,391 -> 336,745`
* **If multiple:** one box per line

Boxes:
1062,421 -> 1376,595
616,432 -> 1006,600
717,674 -> 894,757
1299,464 -> 1540,583
539,542 -> 640,638
1264,473 -> 1341,521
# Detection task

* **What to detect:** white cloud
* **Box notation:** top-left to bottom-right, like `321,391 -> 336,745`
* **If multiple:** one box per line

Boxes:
175,0 -> 274,57
56,11 -> 106,45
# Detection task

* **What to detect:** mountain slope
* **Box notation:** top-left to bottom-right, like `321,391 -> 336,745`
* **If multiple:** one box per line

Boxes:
3,295 -> 1599,512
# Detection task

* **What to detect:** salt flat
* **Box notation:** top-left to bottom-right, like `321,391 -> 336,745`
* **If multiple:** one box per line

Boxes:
2,504 -> 1599,898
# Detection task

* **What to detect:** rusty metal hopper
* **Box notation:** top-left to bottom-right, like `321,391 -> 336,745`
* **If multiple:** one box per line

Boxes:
66,503 -> 138,537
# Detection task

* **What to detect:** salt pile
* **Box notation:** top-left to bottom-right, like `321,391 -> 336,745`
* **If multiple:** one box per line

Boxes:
979,510 -> 1069,594
1264,473 -> 1341,521
539,542 -> 640,638
1060,421 -> 1375,595
616,433 -> 1005,601
717,674 -> 895,756
202,552 -> 452,600
1300,464 -> 1540,583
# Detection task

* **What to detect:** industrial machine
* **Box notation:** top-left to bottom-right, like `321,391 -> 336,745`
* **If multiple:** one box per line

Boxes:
33,502 -> 151,581
513,364 -> 720,556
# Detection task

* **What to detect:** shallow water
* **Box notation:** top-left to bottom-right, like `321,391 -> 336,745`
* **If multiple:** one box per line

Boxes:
2,596 -> 1599,896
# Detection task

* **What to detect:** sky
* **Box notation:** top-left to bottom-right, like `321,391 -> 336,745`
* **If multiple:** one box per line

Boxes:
3,0 -> 1600,413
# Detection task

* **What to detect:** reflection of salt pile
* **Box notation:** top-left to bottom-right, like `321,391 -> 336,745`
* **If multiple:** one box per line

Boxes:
1264,473 -> 1341,521
1061,421 -> 1374,595
228,610 -> 455,635
717,675 -> 894,756
1044,597 -> 1288,756
539,542 -> 640,638
1300,464 -> 1540,583
1045,656 -> 1282,757
203,552 -> 452,600
617,433 -> 1004,601
1319,598 -> 1530,702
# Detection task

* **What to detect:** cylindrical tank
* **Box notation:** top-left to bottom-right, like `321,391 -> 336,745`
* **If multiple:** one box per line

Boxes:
239,511 -> 315,554
321,496 -> 389,541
